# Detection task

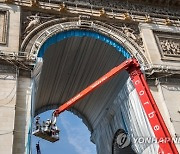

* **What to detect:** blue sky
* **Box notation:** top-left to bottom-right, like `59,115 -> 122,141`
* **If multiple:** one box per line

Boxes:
32,110 -> 96,154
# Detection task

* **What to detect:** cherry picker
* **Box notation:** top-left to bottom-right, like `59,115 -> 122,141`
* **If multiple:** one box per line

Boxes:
32,58 -> 178,154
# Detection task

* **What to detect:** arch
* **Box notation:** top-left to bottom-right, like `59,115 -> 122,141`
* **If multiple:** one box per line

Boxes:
32,33 -> 129,131
21,17 -> 149,66
27,18 -> 150,141
37,29 -> 130,59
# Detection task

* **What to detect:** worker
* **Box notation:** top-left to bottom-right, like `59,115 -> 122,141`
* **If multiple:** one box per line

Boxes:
42,121 -> 46,131
36,141 -> 41,154
35,116 -> 41,130
51,123 -> 59,138
44,119 -> 51,132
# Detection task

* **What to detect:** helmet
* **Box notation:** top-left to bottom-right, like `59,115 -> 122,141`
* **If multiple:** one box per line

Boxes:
36,116 -> 40,120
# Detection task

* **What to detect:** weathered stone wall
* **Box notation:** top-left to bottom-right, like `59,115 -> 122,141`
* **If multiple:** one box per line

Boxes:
0,72 -> 17,154
0,3 -> 20,53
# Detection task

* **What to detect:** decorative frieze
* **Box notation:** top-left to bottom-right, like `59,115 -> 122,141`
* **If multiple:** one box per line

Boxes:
160,39 -> 180,56
0,65 -> 16,80
0,10 -> 8,44
21,10 -> 144,48
38,0 -> 180,16
155,32 -> 180,61
109,23 -> 143,48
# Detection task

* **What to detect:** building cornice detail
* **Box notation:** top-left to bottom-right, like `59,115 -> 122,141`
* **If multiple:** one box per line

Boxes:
1,0 -> 180,27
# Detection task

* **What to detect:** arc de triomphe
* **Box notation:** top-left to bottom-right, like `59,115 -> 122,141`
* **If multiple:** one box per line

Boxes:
0,0 -> 180,153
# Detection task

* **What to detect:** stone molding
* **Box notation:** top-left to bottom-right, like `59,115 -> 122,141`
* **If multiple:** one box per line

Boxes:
6,0 -> 180,16
161,85 -> 180,91
0,74 -> 16,80
20,17 -> 148,67
0,9 -> 8,45
139,23 -> 180,34
148,77 -> 180,84
3,0 -> 180,27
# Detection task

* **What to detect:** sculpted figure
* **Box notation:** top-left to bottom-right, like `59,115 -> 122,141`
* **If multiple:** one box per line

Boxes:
24,13 -> 53,34
30,0 -> 39,7
161,40 -> 171,54
122,25 -> 137,41
25,13 -> 40,34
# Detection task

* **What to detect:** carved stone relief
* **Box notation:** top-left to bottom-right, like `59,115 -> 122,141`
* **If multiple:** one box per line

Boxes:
110,23 -> 143,48
0,10 -> 8,44
21,10 -> 144,50
160,39 -> 180,56
21,11 -> 56,39
155,32 -> 180,61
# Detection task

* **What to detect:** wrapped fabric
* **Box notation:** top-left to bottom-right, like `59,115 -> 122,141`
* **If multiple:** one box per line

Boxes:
91,78 -> 159,154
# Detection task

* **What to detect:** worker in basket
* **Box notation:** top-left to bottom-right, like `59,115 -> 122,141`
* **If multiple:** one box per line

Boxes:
51,123 -> 60,138
43,119 -> 51,133
35,116 -> 41,130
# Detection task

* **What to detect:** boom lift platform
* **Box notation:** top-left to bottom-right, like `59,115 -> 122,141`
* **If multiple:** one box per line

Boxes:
32,58 -> 178,153
32,115 -> 59,142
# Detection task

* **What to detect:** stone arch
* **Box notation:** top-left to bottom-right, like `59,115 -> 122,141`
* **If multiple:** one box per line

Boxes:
21,17 -> 149,66
25,17 -> 151,153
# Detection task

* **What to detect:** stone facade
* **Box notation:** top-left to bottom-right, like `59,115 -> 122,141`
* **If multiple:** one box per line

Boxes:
0,3 -> 20,52
0,67 -> 16,154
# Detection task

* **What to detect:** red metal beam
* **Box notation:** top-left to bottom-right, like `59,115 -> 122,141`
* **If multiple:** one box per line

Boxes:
54,58 -> 135,116
53,58 -> 178,153
127,67 -> 178,154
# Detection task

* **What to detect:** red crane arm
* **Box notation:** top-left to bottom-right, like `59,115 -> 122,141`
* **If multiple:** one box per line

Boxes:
127,67 -> 178,154
53,58 -> 137,116
53,58 -> 178,154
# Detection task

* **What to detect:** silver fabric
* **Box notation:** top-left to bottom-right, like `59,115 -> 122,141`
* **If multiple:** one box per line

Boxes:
91,78 -> 159,154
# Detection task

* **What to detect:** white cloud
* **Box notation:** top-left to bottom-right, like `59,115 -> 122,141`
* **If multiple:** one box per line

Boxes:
60,115 -> 95,154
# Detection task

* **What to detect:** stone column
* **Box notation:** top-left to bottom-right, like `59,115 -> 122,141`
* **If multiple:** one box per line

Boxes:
13,76 -> 32,154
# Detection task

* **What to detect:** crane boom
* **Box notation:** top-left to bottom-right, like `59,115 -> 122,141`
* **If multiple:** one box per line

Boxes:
52,58 -> 178,153
34,58 -> 178,153
53,58 -> 137,116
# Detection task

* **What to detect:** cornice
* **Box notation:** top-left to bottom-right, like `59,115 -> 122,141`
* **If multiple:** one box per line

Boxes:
1,0 -> 180,27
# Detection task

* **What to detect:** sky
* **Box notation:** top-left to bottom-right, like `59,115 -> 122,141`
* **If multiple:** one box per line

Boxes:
31,110 -> 96,154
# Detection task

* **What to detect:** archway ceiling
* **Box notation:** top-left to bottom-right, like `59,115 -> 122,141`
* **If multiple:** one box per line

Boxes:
34,36 -> 128,130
